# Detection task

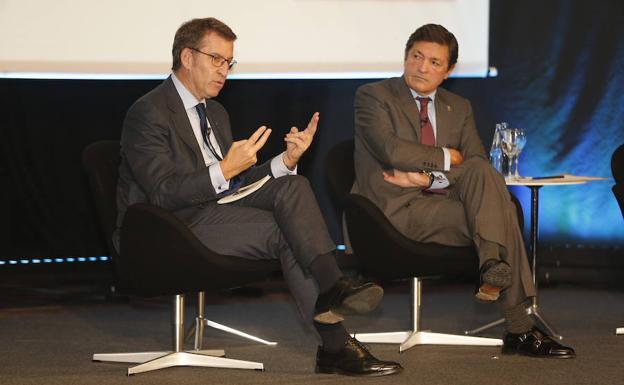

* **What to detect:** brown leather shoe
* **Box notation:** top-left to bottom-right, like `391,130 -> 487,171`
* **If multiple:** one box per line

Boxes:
316,337 -> 403,376
475,259 -> 511,302
502,326 -> 576,358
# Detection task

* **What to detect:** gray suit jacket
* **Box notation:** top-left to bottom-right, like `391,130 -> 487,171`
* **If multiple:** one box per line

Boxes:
352,76 -> 487,234
116,76 -> 272,232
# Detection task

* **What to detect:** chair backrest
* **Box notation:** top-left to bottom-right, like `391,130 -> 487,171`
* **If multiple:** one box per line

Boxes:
82,140 -> 280,297
611,144 -> 624,218
82,140 -> 121,260
326,140 -> 356,204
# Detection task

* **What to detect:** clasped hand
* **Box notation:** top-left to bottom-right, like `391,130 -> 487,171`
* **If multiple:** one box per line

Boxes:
382,169 -> 431,189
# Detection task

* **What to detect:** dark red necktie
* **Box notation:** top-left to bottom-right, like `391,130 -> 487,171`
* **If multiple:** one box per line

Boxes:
416,97 -> 435,146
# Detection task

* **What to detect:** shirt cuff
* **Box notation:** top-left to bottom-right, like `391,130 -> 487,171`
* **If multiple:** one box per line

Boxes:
442,147 -> 451,171
209,163 -> 230,194
430,171 -> 450,189
271,152 -> 297,177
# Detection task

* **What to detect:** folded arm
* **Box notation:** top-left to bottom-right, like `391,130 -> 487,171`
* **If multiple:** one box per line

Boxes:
355,86 -> 446,172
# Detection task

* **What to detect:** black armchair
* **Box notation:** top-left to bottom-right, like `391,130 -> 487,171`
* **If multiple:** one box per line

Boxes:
83,140 -> 280,375
326,140 -> 502,352
611,144 -> 624,335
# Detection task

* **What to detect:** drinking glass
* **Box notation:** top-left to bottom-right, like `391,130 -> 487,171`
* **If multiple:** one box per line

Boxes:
501,128 -> 527,180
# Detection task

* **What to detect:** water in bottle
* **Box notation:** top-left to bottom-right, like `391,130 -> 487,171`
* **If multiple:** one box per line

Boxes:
489,123 -> 503,173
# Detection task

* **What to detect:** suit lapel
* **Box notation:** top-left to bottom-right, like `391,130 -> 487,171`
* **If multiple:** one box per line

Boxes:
434,90 -> 452,148
163,77 -> 204,168
392,77 -> 423,142
205,102 -> 230,154
392,77 -> 420,143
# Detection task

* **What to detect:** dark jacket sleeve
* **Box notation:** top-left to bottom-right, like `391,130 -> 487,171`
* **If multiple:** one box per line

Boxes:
121,99 -> 219,210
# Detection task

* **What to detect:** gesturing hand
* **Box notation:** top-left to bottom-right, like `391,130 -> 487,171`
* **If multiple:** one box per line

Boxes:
220,126 -> 272,180
382,169 -> 431,189
283,112 -> 319,170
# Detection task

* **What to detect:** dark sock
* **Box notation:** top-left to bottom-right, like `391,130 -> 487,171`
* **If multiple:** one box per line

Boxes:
478,240 -> 500,264
308,251 -> 343,293
314,321 -> 349,353
504,304 -> 533,333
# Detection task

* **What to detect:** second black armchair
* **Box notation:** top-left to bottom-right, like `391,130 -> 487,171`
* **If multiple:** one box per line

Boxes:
326,139 -> 502,352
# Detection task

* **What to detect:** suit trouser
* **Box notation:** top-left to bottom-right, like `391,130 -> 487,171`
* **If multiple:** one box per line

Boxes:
178,175 -> 336,322
403,158 -> 536,309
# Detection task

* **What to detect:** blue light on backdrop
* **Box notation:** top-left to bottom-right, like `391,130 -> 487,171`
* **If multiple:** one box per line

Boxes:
0,256 -> 109,267
495,2 -> 624,245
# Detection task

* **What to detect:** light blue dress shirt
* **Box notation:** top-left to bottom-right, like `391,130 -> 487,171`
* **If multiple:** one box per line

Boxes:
171,73 -> 296,194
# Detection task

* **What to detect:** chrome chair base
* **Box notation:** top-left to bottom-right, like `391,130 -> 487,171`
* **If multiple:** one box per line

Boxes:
93,294 -> 266,375
464,302 -> 563,340
127,351 -> 262,375
93,349 -> 225,364
353,330 -> 502,353
94,350 -> 262,375
189,318 -> 278,348
191,292 -> 278,350
352,278 -> 502,353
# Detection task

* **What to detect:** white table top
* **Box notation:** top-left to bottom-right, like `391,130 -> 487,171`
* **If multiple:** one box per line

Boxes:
505,174 -> 609,186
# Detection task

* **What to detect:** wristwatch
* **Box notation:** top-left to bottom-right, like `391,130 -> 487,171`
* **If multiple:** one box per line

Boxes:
421,170 -> 434,189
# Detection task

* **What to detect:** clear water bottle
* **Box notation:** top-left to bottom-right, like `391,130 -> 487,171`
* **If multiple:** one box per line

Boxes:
489,123 -> 504,173
499,122 -> 509,174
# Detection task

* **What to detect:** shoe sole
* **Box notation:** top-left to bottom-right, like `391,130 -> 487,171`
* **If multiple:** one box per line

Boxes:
474,283 -> 503,302
341,285 -> 384,314
475,262 -> 512,302
315,365 -> 403,376
313,310 -> 344,324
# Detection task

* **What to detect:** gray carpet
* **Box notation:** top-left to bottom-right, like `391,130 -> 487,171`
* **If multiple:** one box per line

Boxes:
1,282 -> 623,385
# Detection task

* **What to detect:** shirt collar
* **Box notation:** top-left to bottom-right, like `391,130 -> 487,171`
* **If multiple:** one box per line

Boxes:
409,88 -> 437,105
171,72 -> 205,110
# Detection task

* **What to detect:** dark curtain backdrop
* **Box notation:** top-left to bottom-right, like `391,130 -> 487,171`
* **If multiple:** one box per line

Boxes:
488,0 -> 624,244
1,0 -> 623,262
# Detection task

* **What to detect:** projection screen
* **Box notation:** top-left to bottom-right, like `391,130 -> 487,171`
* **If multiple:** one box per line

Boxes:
0,0 -> 490,79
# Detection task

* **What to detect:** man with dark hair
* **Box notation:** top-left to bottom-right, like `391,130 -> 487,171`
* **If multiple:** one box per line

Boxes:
352,23 -> 575,358
117,17 -> 402,376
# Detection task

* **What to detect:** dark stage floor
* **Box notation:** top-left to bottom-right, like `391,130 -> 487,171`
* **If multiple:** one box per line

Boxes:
1,280 -> 623,385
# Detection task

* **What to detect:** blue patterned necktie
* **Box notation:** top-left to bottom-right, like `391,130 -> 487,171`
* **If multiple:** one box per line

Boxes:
195,103 -> 222,161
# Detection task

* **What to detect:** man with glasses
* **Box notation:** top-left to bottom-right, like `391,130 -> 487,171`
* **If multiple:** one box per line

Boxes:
352,24 -> 575,358
116,17 -> 402,376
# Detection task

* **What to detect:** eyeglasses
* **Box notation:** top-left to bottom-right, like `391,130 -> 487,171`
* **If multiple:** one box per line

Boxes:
190,47 -> 237,70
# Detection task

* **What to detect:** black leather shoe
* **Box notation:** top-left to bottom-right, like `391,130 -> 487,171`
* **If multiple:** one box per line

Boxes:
314,277 -> 383,324
316,337 -> 403,376
502,326 -> 576,358
475,259 -> 511,302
